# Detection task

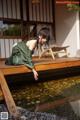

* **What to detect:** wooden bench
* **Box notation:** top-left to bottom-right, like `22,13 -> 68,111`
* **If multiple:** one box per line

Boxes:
39,45 -> 69,59
0,57 -> 80,118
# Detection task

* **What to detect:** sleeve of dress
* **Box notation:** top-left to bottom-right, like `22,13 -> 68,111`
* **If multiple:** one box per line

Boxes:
24,56 -> 34,69
22,49 -> 34,69
17,41 -> 35,69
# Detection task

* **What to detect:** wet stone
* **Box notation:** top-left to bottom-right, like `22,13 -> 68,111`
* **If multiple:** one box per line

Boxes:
17,107 -> 67,120
0,105 -> 67,120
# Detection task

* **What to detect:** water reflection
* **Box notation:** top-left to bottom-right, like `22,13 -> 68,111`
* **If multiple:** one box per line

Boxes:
12,75 -> 80,119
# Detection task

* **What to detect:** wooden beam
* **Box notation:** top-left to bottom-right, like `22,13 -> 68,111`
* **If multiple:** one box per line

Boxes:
0,70 -> 20,118
56,1 -> 79,4
0,57 -> 80,117
0,58 -> 80,76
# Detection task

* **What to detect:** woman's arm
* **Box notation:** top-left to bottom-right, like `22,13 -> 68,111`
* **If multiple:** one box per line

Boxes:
25,40 -> 39,80
32,68 -> 38,80
26,40 -> 39,80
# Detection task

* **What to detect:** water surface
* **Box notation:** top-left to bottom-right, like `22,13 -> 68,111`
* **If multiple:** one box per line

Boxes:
11,75 -> 80,119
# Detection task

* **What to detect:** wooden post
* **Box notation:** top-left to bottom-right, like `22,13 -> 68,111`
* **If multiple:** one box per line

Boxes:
49,48 -> 55,60
0,70 -> 20,118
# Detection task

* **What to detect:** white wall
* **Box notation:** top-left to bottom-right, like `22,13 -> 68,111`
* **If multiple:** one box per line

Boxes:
0,39 -> 22,58
55,4 -> 80,57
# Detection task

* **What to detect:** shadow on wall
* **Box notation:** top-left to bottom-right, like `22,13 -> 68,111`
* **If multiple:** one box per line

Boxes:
76,49 -> 80,57
55,4 -> 77,46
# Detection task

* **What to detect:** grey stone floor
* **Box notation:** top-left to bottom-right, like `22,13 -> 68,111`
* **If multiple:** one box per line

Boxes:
0,104 -> 67,120
0,103 -> 80,120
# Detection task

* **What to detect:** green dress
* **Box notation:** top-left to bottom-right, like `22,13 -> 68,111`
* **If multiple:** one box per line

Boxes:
5,41 -> 34,69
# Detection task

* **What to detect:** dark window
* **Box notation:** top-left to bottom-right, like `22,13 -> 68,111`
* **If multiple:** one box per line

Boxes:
0,21 -> 21,37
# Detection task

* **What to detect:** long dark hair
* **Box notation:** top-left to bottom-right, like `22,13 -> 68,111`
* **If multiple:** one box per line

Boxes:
37,27 -> 50,45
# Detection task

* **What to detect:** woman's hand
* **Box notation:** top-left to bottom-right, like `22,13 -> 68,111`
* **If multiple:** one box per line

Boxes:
32,69 -> 38,80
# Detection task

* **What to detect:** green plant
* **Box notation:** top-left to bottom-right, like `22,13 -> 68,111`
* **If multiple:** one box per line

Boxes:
67,4 -> 80,11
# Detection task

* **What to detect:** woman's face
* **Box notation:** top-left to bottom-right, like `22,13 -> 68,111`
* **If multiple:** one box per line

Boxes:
38,36 -> 47,44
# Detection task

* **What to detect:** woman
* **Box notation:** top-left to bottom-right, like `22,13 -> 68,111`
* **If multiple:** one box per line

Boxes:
5,27 -> 50,80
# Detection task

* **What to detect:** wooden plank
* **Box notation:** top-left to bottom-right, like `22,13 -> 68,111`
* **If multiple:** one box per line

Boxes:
0,57 -> 80,117
0,70 -> 19,118
0,58 -> 80,76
